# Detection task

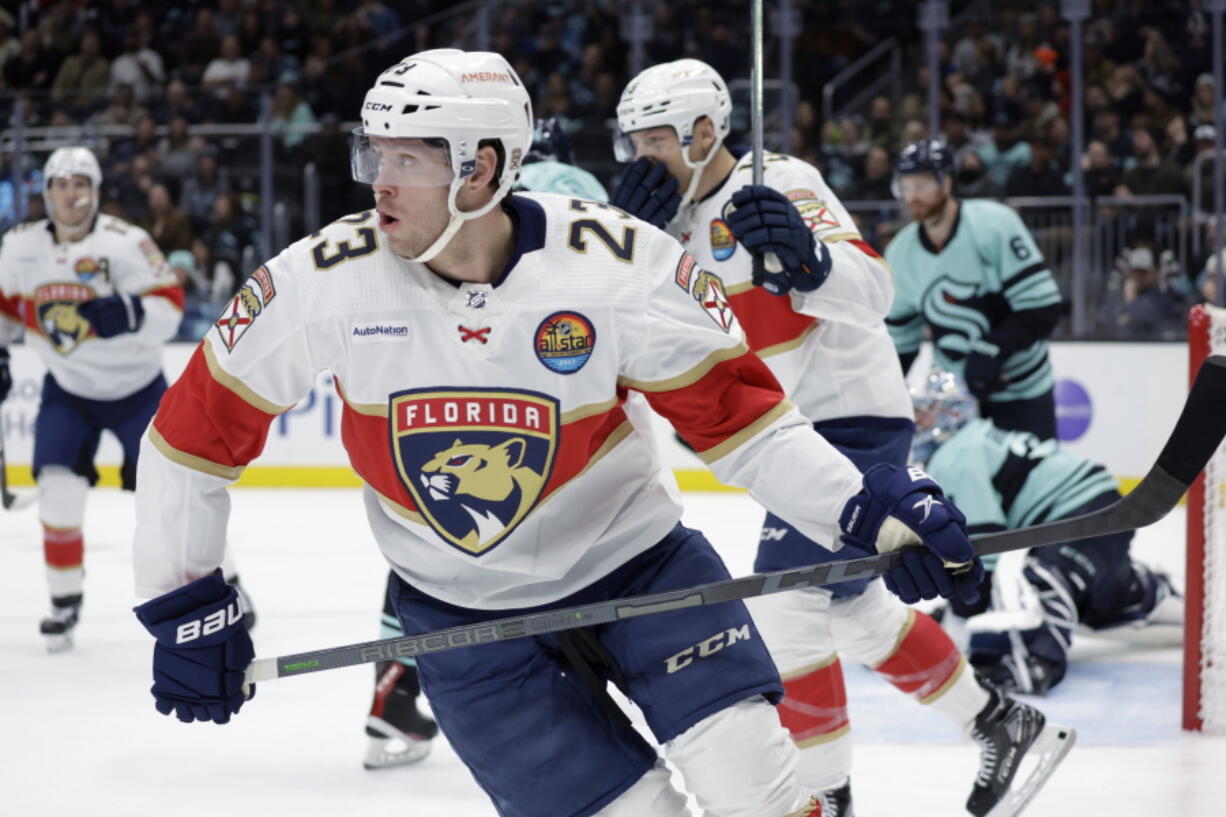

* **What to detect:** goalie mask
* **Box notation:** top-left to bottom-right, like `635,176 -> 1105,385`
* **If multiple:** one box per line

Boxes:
615,59 -> 732,208
43,146 -> 102,233
353,48 -> 533,263
910,369 -> 979,465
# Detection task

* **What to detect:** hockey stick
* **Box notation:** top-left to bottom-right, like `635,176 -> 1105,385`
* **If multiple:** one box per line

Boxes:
0,407 -> 35,511
244,355 -> 1226,685
747,0 -> 782,287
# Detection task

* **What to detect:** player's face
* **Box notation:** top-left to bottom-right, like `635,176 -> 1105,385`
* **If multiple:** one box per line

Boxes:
46,175 -> 94,228
369,139 -> 454,258
898,173 -> 947,221
629,126 -> 692,187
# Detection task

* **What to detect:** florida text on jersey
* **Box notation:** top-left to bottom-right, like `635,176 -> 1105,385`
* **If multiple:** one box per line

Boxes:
133,194 -> 864,608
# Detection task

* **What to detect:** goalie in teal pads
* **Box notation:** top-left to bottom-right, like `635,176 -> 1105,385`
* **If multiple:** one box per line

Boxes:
912,370 -> 1184,695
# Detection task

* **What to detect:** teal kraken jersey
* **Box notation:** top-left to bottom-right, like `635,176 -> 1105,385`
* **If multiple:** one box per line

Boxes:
924,418 -> 1118,565
885,199 -> 1063,402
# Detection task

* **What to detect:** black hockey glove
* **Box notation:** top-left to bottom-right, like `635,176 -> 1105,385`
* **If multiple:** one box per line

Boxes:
964,338 -> 1005,401
726,184 -> 832,296
0,347 -> 10,402
78,292 -> 145,338
610,157 -> 682,229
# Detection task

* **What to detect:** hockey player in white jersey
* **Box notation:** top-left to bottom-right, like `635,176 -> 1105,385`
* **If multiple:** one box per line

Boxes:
611,59 -> 1074,817
0,147 -> 185,651
130,49 -> 985,817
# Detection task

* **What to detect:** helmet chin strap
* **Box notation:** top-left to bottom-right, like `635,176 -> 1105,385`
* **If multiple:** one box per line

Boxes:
677,136 -> 724,209
401,180 -> 511,265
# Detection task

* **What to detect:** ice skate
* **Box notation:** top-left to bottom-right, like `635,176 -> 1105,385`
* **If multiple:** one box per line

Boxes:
40,597 -> 81,653
816,778 -> 854,817
966,682 -> 1075,817
363,708 -> 438,770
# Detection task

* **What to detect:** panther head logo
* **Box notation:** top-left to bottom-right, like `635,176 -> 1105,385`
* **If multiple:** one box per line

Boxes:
418,437 -> 544,552
42,303 -> 92,353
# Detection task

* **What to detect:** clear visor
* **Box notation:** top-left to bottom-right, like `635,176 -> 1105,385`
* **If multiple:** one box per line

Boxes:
612,127 -> 682,163
350,131 -> 456,187
892,173 -> 942,200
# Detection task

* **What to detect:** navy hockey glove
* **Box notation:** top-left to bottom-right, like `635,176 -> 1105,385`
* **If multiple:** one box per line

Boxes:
77,292 -> 144,338
610,157 -> 681,229
0,347 -> 10,402
725,185 -> 832,296
134,571 -> 255,724
963,338 -> 1005,401
838,463 -> 984,605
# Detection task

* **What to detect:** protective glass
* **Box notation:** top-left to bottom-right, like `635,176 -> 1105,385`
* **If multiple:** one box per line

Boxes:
613,127 -> 681,163
350,131 -> 455,187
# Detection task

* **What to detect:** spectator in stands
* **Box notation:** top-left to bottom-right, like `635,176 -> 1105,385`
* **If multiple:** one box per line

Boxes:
202,35 -> 250,98
1083,140 -> 1121,199
109,29 -> 163,103
155,78 -> 203,126
214,0 -> 244,39
269,82 -> 315,152
955,150 -> 1005,199
96,82 -> 146,128
298,114 -> 359,225
1101,247 -> 1187,340
1190,74 -> 1214,127
1007,139 -> 1068,198
942,109 -> 983,163
850,145 -> 895,201
978,110 -> 1031,189
1116,127 -> 1186,198
253,36 -> 298,89
4,29 -> 54,94
867,95 -> 900,150
1106,64 -> 1145,124
0,14 -> 19,70
51,27 -> 110,114
1137,27 -> 1182,101
142,183 -> 194,254
1092,106 -> 1132,163
181,8 -> 222,84
181,148 -> 229,235
160,116 -> 201,180
201,193 -> 256,279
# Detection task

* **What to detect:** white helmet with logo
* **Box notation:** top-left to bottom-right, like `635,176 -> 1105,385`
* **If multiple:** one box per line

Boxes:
353,48 -> 533,263
43,146 -> 103,228
615,59 -> 732,206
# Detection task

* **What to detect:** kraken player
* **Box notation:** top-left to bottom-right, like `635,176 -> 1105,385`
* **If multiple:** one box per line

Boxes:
0,147 -> 184,651
130,49 -> 986,817
914,371 -> 1182,695
611,59 -> 1072,817
361,116 -> 606,772
886,140 -> 1064,440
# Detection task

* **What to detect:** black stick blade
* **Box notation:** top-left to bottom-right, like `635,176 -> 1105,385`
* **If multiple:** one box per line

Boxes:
1156,354 -> 1226,488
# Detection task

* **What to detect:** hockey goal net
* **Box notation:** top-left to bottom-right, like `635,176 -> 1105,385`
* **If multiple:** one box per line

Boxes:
1186,304 -> 1226,731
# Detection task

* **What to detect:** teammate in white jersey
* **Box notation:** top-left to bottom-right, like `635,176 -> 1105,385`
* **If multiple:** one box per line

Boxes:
0,147 -> 185,651
130,49 -> 984,817
610,60 -> 1073,817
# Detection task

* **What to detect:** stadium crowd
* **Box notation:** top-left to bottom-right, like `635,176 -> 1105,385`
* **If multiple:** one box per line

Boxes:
0,0 -> 1222,340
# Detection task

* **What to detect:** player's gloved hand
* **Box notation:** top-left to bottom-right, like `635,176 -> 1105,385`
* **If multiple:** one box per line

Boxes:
0,347 -> 11,402
77,292 -> 144,338
838,463 -> 984,605
609,157 -> 681,229
134,570 -> 255,724
725,184 -> 832,296
964,337 -> 1005,400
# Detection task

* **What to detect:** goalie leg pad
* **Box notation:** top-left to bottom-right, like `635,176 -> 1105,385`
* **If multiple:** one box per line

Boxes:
665,697 -> 817,817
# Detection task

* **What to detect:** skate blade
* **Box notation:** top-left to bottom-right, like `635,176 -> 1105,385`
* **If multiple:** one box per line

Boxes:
362,736 -> 432,770
985,722 -> 1077,817
43,633 -> 74,653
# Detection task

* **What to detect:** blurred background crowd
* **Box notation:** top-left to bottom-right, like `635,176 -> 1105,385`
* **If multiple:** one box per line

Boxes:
0,0 -> 1223,341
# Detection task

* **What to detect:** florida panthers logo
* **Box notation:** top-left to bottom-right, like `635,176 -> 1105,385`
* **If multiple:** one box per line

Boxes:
390,388 -> 559,555
35,282 -> 95,354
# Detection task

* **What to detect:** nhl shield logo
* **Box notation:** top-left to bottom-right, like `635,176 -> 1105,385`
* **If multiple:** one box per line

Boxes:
390,388 -> 560,556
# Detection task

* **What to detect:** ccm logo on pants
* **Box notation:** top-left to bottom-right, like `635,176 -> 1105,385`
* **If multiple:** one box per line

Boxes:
665,625 -> 752,674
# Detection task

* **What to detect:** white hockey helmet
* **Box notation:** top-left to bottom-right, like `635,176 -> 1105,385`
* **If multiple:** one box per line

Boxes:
615,59 -> 732,206
353,48 -> 533,263
43,146 -> 102,227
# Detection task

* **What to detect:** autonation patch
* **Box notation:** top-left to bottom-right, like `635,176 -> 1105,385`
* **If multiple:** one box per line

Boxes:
351,321 -> 410,342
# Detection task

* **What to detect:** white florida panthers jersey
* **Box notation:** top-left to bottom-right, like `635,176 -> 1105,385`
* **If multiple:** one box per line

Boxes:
0,215 -> 183,400
132,193 -> 864,609
667,152 -> 912,424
